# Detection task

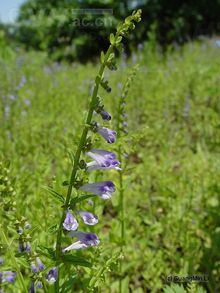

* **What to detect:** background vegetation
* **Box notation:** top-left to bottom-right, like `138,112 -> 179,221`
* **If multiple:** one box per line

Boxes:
2,0 -> 220,61
1,37 -> 220,291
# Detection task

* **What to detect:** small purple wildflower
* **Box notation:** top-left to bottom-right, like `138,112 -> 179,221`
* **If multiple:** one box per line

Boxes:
36,281 -> 43,289
63,212 -> 78,231
24,222 -> 31,230
29,282 -> 35,293
36,257 -> 45,271
80,181 -> 116,199
86,149 -> 121,171
18,242 -> 31,253
78,211 -> 98,225
31,262 -> 38,273
63,232 -> 100,252
31,257 -> 45,273
46,267 -> 58,284
100,110 -> 112,121
0,271 -> 16,283
24,99 -> 31,106
96,126 -> 117,143
0,258 -> 4,265
9,95 -> 17,101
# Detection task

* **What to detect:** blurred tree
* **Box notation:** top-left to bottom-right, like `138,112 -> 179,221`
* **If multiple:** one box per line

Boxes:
13,0 -> 220,62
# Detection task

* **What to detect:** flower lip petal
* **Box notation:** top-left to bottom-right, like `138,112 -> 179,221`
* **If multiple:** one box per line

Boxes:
63,232 -> 100,252
78,211 -> 98,225
46,267 -> 58,284
79,181 -> 116,199
63,212 -> 78,231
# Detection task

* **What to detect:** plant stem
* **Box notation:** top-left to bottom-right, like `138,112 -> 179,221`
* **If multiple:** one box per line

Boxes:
118,145 -> 125,293
0,228 -> 28,293
54,44 -> 114,292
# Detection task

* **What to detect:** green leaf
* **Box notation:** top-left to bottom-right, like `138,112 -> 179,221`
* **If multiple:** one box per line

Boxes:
43,186 -> 65,203
48,224 -> 58,234
100,51 -> 105,64
116,36 -> 122,44
110,33 -> 115,45
62,254 -> 92,268
61,273 -> 77,293
37,245 -> 55,260
70,194 -> 96,206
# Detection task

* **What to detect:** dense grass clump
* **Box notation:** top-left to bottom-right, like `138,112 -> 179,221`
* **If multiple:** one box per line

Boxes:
0,38 -> 220,292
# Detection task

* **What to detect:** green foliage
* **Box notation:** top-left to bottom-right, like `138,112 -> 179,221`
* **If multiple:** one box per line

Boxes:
1,37 -> 220,291
12,0 -> 220,62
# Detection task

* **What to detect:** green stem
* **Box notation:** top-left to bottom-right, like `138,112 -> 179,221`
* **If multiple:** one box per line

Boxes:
118,146 -> 125,293
0,228 -> 28,293
54,44 -> 115,292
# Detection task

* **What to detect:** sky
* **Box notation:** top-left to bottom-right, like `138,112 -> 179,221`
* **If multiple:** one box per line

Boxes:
0,0 -> 25,23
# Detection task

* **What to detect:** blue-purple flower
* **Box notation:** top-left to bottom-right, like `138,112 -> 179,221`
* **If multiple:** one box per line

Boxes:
96,126 -> 117,143
46,267 -> 58,284
63,232 -> 100,252
63,212 -> 78,231
80,181 -> 116,199
100,110 -> 112,121
78,211 -> 98,225
0,271 -> 16,283
31,257 -> 45,273
86,149 -> 121,171
18,242 -> 31,253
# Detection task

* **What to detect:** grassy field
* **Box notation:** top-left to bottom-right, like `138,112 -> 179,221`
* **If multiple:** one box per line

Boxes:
0,39 -> 220,292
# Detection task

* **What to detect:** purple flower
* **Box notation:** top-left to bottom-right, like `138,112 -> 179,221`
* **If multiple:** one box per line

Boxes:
0,271 -> 16,283
86,149 -> 121,171
63,232 -> 100,252
36,281 -> 43,289
24,99 -> 31,106
100,110 -> 112,121
29,282 -> 35,293
63,212 -> 78,231
31,257 -> 45,273
97,126 -> 117,143
31,262 -> 38,273
0,258 -> 4,265
80,181 -> 116,199
18,242 -> 31,253
78,211 -> 98,225
46,267 -> 58,284
36,257 -> 45,271
9,95 -> 17,101
24,222 -> 31,230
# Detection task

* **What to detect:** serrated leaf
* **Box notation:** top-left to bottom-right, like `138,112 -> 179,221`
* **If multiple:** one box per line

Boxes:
43,186 -> 65,203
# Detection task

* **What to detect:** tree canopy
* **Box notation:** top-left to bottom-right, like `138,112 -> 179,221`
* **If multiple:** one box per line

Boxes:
13,0 -> 220,62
